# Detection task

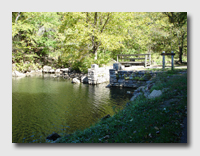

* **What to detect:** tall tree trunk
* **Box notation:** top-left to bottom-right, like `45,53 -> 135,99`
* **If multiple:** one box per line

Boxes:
179,46 -> 183,63
93,43 -> 99,60
179,32 -> 185,63
90,12 -> 110,60
93,12 -> 98,60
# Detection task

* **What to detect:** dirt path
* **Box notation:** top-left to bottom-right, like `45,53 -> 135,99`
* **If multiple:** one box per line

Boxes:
123,65 -> 187,71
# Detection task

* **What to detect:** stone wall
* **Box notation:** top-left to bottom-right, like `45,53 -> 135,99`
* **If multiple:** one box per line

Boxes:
88,64 -> 111,85
108,63 -> 156,88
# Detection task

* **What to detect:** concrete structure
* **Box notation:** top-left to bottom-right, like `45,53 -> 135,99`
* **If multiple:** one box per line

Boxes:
88,64 -> 111,85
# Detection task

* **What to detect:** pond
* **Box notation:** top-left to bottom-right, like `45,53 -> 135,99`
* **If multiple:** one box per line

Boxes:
12,74 -> 134,143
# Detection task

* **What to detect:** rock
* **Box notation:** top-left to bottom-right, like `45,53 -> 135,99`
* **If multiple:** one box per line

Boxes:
144,91 -> 150,98
49,69 -> 55,73
43,66 -> 52,72
130,92 -> 142,101
148,90 -> 162,99
72,78 -> 80,84
25,72 -> 32,77
146,81 -> 152,84
60,68 -> 69,74
137,86 -> 145,92
63,74 -> 69,79
127,91 -> 131,94
55,69 -> 60,73
103,135 -> 110,139
12,71 -> 26,77
121,65 -> 125,70
46,133 -> 60,141
113,63 -> 123,71
81,76 -> 88,83
12,64 -> 16,70
147,84 -> 153,90
106,84 -> 111,88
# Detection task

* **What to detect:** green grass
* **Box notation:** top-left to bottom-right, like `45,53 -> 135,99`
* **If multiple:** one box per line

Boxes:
55,69 -> 187,143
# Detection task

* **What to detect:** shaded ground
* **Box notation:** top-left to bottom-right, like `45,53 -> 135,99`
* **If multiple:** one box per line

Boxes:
159,98 -> 187,143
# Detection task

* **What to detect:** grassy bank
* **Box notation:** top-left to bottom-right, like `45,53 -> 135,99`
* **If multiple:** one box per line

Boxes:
55,69 -> 187,143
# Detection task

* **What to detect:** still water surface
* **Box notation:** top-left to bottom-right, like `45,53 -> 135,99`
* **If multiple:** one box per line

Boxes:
12,74 -> 133,143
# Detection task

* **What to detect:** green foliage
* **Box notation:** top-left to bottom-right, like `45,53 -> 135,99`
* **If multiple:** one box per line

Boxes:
13,60 -> 42,72
12,12 -> 64,67
12,12 -> 187,72
93,51 -> 111,67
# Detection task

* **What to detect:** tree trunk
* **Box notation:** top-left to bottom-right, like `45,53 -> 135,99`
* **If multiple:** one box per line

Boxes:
92,12 -> 98,60
92,42 -> 99,60
179,46 -> 183,63
15,12 -> 20,23
179,32 -> 185,63
90,12 -> 110,60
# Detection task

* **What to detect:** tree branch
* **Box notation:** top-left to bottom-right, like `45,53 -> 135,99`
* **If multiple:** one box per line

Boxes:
100,13 -> 110,33
15,12 -> 20,23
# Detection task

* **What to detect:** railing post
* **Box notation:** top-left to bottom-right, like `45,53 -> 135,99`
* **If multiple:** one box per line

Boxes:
162,51 -> 165,69
145,55 -> 147,67
171,51 -> 174,70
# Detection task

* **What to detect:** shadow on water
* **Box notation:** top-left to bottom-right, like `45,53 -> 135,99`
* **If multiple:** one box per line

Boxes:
12,75 -> 134,143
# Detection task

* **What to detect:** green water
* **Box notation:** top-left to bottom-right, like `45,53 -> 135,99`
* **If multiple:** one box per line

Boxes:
12,74 -> 133,143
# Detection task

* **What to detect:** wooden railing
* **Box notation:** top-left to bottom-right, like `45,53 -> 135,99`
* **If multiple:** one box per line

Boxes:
117,54 -> 151,67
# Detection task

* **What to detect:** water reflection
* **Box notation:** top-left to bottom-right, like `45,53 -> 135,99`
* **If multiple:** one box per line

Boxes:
12,74 -> 134,143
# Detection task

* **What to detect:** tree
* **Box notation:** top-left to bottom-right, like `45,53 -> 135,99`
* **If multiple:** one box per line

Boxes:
12,12 -> 64,66
163,12 -> 187,63
59,12 -> 132,71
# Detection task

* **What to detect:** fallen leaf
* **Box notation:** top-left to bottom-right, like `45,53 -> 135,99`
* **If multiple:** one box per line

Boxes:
154,126 -> 159,130
103,135 -> 110,139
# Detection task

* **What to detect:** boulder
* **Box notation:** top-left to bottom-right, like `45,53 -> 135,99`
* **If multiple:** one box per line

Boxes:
106,84 -> 111,88
43,66 -> 52,72
49,69 -> 55,73
46,133 -> 60,141
148,90 -> 162,99
12,71 -> 26,77
146,81 -> 152,84
72,78 -> 80,84
113,63 -> 123,71
137,86 -> 145,92
144,91 -> 150,98
130,92 -> 142,101
60,68 -> 69,74
81,76 -> 88,83
55,69 -> 60,73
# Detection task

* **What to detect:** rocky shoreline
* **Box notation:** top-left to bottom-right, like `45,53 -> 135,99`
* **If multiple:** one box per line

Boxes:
12,65 -> 89,83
